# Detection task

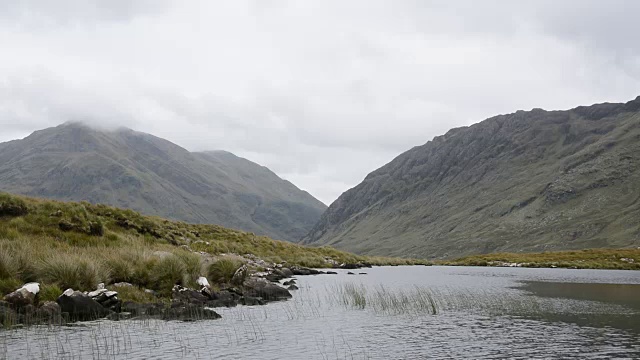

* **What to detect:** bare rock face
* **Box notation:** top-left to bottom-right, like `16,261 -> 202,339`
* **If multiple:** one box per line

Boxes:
302,96 -> 640,259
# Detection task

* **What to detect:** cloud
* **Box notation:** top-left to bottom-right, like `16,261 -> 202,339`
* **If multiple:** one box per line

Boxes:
1,1 -> 639,204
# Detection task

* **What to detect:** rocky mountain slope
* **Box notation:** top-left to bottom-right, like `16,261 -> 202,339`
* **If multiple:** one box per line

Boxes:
0,122 -> 326,241
302,97 -> 640,258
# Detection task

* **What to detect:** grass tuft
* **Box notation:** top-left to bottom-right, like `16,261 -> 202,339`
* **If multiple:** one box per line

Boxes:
38,284 -> 63,302
37,256 -> 107,291
207,258 -> 245,284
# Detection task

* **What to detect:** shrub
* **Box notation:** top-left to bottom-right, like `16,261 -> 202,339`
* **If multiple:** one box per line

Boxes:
207,258 -> 244,284
105,257 -> 134,283
0,278 -> 22,296
39,284 -> 63,302
0,249 -> 19,280
0,194 -> 28,217
37,257 -> 106,291
150,255 -> 186,295
174,251 -> 202,287
88,221 -> 104,236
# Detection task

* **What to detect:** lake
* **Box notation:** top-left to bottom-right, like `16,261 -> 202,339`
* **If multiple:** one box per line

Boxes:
2,266 -> 640,359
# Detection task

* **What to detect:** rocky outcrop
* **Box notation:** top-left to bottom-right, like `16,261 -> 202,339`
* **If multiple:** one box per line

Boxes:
3,283 -> 39,307
242,278 -> 292,301
88,283 -> 121,312
57,288 -> 112,321
302,96 -> 640,258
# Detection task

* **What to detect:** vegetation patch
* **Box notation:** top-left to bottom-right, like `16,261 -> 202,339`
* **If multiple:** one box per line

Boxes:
0,193 -> 426,302
441,248 -> 640,270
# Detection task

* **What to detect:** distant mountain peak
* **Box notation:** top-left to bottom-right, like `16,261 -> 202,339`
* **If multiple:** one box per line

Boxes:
0,123 -> 327,242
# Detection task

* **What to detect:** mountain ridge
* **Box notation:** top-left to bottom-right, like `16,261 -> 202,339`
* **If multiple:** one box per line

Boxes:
302,96 -> 640,258
0,122 -> 326,242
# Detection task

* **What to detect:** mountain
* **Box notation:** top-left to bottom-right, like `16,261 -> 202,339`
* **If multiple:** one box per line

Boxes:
0,122 -> 326,241
302,97 -> 640,259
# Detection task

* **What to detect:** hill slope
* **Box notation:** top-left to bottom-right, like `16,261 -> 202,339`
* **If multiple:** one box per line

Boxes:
0,122 -> 326,241
302,97 -> 640,258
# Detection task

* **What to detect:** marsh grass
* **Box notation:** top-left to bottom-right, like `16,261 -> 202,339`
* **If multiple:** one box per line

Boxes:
328,282 -> 571,319
330,283 -> 439,315
442,248 -> 640,270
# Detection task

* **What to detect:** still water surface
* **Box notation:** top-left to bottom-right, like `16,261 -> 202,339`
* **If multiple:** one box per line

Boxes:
2,266 -> 640,359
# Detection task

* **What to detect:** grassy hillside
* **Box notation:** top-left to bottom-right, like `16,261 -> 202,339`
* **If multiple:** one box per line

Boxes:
441,248 -> 640,270
0,193 -> 425,300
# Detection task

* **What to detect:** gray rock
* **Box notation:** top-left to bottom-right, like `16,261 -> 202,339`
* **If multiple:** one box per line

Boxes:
163,304 -> 221,321
241,296 -> 265,306
57,289 -> 111,321
121,301 -> 164,317
36,301 -> 62,323
3,287 -> 36,307
243,278 -> 292,301
172,285 -> 210,305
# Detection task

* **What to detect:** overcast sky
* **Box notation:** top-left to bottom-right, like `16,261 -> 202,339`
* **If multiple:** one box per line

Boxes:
1,1 -> 639,204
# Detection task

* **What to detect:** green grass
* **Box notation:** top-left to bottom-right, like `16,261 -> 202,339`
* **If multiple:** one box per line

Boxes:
441,248 -> 640,270
0,192 -> 428,301
39,284 -> 63,302
207,257 -> 245,285
108,285 -> 158,303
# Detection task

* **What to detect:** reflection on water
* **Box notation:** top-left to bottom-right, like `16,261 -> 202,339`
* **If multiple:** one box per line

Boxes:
516,281 -> 640,333
2,266 -> 640,359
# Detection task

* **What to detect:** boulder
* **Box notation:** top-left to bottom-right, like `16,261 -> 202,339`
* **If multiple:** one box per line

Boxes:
231,265 -> 249,285
163,304 -> 221,321
57,289 -> 111,321
172,285 -> 210,305
282,280 -> 296,286
206,290 -> 241,308
3,283 -> 39,307
243,278 -> 292,301
266,273 -> 284,282
36,301 -> 62,323
88,284 -> 121,312
241,296 -> 265,306
340,263 -> 359,269
347,272 -> 355,275
326,271 -> 338,275
287,285 -> 299,290
196,277 -> 210,287
291,267 -> 324,276
0,301 -> 18,326
121,301 -> 164,317
280,268 -> 294,278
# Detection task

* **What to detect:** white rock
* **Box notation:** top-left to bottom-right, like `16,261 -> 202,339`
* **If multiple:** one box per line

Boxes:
196,276 -> 210,287
63,288 -> 75,296
88,288 -> 108,298
20,282 -> 40,295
